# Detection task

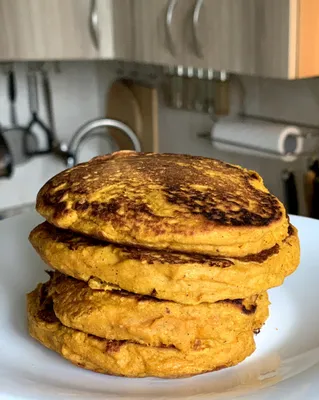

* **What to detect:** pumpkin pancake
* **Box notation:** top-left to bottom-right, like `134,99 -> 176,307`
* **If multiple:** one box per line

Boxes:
29,222 -> 299,304
27,284 -> 256,378
46,272 -> 269,352
36,151 -> 289,257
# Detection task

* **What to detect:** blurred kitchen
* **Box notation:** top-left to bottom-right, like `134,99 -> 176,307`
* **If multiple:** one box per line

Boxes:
1,0 -> 319,219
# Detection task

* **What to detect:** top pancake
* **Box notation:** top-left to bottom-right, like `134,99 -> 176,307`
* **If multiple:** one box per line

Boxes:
36,151 -> 289,256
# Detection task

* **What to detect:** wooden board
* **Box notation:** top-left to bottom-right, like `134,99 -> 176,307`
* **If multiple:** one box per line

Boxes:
106,79 -> 158,152
127,81 -> 159,152
106,80 -> 143,151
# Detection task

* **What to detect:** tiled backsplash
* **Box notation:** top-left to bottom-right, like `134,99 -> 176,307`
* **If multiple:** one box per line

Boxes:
1,61 -> 319,216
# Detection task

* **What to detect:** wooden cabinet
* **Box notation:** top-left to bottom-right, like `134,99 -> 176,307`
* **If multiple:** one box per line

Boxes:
0,0 -> 319,79
99,0 -> 134,61
183,0 -> 295,79
0,0 -> 132,61
0,0 -> 97,60
195,0 -> 300,79
296,0 -> 319,78
132,0 -> 319,79
132,0 -> 189,67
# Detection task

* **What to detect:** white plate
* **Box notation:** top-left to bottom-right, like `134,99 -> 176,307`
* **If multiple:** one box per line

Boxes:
0,213 -> 319,400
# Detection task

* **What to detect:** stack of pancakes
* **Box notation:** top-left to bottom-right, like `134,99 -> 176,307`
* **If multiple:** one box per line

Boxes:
27,151 -> 300,378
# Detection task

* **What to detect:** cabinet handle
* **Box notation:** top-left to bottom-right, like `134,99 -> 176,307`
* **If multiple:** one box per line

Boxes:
89,0 -> 100,50
165,0 -> 178,56
192,0 -> 204,58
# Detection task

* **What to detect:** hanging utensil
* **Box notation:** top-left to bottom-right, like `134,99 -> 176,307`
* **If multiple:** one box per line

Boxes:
204,69 -> 215,115
194,68 -> 205,113
168,66 -> 184,109
183,67 -> 195,110
23,68 -> 54,156
214,71 -> 230,116
41,66 -> 59,149
282,169 -> 299,215
3,65 -> 37,164
7,66 -> 17,127
0,130 -> 13,178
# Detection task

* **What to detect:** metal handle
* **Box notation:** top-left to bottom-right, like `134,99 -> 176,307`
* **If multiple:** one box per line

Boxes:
89,0 -> 100,50
165,0 -> 178,56
41,68 -> 58,147
192,0 -> 204,58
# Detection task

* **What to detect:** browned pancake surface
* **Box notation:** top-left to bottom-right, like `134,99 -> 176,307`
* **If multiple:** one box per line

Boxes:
45,271 -> 269,351
36,151 -> 289,257
29,222 -> 300,304
27,284 -> 256,378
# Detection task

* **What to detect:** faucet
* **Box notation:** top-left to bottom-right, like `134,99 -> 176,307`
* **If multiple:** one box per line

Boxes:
54,118 -> 141,168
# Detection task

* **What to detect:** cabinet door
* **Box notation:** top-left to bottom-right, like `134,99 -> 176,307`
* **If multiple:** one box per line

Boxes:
0,0 -> 98,60
183,0 -> 294,79
132,0 -> 190,66
98,0 -> 134,60
132,0 -> 296,79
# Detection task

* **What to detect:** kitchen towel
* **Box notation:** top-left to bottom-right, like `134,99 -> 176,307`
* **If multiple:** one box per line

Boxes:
210,118 -> 305,162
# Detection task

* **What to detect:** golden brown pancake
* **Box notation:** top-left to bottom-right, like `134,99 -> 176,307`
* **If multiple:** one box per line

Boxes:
27,284 -> 256,378
36,151 -> 289,257
29,222 -> 299,304
46,272 -> 269,351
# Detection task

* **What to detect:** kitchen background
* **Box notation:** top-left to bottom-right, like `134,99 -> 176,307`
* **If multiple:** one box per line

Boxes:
1,0 -> 319,218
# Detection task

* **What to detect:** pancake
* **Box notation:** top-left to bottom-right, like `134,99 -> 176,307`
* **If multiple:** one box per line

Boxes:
36,151 -> 289,257
29,222 -> 299,304
27,284 -> 256,378
46,272 -> 269,351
